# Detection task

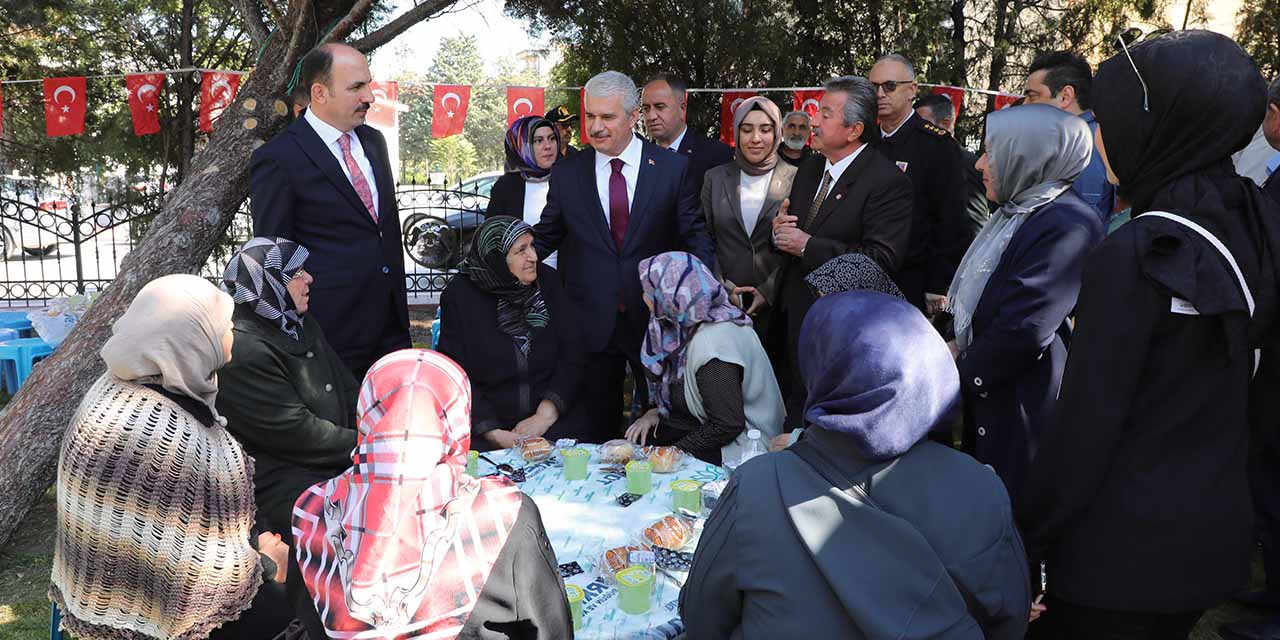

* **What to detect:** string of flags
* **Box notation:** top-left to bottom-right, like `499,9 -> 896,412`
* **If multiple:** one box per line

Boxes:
0,69 -> 1019,141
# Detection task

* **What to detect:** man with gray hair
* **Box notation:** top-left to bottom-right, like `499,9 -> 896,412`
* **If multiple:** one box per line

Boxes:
770,74 -> 914,423
869,53 -> 980,317
533,70 -> 713,439
777,110 -> 813,167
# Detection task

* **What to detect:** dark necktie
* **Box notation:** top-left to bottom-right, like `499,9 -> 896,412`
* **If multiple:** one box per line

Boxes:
609,158 -> 629,250
804,170 -> 834,229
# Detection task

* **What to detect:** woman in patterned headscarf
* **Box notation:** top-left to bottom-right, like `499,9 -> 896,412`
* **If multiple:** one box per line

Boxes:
624,251 -> 784,465
437,216 -> 586,449
216,237 -> 359,541
289,349 -> 571,640
486,115 -> 562,267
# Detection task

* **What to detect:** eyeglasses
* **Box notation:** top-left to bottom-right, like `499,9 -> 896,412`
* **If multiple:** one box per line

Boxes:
1115,29 -> 1162,113
871,80 -> 915,95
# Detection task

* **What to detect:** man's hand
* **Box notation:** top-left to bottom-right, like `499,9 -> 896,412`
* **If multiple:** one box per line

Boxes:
771,198 -> 795,238
732,286 -> 768,316
258,532 -> 289,583
925,293 -> 948,316
774,225 -> 811,257
947,339 -> 960,361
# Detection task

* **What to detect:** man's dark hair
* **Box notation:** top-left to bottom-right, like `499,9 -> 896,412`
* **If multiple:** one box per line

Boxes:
298,45 -> 336,97
645,73 -> 689,100
1270,76 -> 1280,108
1028,50 -> 1093,110
823,75 -> 877,143
913,93 -> 954,124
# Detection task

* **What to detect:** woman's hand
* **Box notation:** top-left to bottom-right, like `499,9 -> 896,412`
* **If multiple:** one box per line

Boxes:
732,286 -> 768,316
485,429 -> 520,450
769,433 -> 792,452
1029,596 -> 1047,623
947,340 -> 961,361
513,400 -> 559,438
624,408 -> 661,446
258,531 -> 289,583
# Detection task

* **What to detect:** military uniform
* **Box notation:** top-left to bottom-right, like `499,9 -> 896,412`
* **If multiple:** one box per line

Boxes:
870,112 -> 983,308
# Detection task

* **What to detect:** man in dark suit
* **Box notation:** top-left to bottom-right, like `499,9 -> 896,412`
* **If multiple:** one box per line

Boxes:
771,75 -> 914,422
913,93 -> 991,230
250,43 -> 410,382
534,70 -> 713,440
642,73 -> 733,197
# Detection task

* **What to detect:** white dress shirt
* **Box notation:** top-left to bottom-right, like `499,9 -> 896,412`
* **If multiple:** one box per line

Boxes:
522,180 -> 557,268
304,108 -> 380,215
820,143 -> 867,198
879,111 -> 914,139
594,134 -> 643,227
739,169 -> 772,234
666,124 -> 689,152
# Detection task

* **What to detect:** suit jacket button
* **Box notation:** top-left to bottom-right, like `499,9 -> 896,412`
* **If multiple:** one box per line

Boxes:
977,427 -> 986,436
306,351 -> 315,359
382,266 -> 390,274
325,383 -> 333,392
979,392 -> 988,399
973,377 -> 983,387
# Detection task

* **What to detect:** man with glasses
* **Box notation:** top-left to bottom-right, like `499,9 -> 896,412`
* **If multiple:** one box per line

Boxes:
868,53 -> 979,316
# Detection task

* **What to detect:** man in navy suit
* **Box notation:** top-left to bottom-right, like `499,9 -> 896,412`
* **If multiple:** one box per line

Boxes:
641,73 -> 734,198
250,43 -> 410,381
534,70 -> 714,440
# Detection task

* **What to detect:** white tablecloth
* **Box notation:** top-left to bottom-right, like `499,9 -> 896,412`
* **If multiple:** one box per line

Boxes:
482,445 -> 727,640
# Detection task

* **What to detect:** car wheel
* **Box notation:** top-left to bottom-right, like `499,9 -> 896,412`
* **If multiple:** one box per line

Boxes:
401,212 -> 428,241
406,216 -> 456,269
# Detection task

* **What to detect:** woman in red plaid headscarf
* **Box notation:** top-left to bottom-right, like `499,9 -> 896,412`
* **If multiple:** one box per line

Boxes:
288,349 -> 571,639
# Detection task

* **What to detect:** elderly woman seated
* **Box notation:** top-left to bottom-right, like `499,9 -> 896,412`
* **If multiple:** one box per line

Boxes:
680,291 -> 1030,639
624,252 -> 785,466
437,216 -> 585,448
287,349 -> 571,640
216,237 -> 358,539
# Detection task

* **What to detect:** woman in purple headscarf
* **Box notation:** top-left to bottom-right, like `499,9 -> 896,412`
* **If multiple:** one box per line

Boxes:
486,115 -> 561,267
623,251 -> 784,465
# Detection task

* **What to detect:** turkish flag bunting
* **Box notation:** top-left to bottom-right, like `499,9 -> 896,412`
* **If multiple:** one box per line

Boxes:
507,87 -> 545,128
199,71 -> 241,133
43,77 -> 87,137
994,94 -> 1020,111
432,84 -> 470,138
931,86 -> 964,123
720,91 -> 758,146
579,88 -> 588,144
792,90 -> 824,119
367,80 -> 399,129
125,73 -> 164,136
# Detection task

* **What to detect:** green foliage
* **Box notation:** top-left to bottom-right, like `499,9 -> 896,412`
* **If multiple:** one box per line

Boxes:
1237,0 -> 1280,78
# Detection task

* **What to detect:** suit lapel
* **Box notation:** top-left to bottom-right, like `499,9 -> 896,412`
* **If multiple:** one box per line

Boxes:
578,147 -> 618,253
807,149 -> 871,232
753,165 -> 792,242
290,118 -> 375,225
623,142 -> 657,252
721,167 -> 748,236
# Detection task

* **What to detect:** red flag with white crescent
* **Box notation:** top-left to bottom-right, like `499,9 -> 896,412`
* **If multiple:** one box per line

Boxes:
792,90 -> 824,119
43,77 -> 87,137
125,73 -> 164,136
199,71 -> 241,133
432,84 -> 470,138
930,86 -> 964,124
367,80 -> 399,129
507,87 -> 545,128
720,91 -> 757,146
994,94 -> 1021,111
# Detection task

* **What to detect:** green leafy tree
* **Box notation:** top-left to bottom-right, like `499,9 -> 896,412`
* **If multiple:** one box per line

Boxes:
1237,0 -> 1280,77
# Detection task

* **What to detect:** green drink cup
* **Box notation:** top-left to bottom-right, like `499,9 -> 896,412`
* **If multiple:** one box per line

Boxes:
466,450 -> 479,477
562,447 -> 590,480
671,479 -> 702,514
565,583 -> 584,630
625,460 -> 653,495
615,565 -> 653,615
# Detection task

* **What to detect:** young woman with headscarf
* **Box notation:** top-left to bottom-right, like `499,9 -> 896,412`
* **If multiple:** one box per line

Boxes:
487,115 -> 561,267
680,291 -> 1029,639
51,275 -> 291,640
288,349 -> 571,640
942,103 -> 1105,503
1018,31 -> 1280,638
216,237 -> 358,542
437,216 -> 585,449
623,251 -> 784,465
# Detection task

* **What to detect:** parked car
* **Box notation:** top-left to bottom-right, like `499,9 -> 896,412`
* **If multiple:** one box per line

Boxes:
402,170 -> 502,269
0,176 -> 66,258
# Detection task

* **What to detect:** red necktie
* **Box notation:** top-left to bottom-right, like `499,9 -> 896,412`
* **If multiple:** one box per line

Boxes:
338,133 -> 378,223
609,158 -> 629,250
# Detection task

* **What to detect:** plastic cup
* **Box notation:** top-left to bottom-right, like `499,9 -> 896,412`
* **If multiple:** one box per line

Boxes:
671,479 -> 703,514
562,447 -> 589,480
615,565 -> 653,614
626,460 -> 653,495
466,450 -> 479,477
565,583 -> 584,631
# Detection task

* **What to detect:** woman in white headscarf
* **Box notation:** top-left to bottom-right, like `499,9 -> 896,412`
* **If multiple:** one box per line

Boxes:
944,103 -> 1105,502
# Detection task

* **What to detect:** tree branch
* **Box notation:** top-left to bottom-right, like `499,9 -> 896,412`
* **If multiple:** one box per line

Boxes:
322,0 -> 376,44
349,0 -> 466,53
231,0 -> 271,48
283,0 -> 313,70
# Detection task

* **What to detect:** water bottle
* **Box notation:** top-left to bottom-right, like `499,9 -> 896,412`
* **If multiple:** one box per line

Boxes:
736,429 -> 767,468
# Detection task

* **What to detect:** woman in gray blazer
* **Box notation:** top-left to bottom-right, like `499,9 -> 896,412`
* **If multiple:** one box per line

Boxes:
701,96 -> 796,387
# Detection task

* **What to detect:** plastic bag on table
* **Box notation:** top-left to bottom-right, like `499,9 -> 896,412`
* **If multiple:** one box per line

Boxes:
28,293 -> 97,347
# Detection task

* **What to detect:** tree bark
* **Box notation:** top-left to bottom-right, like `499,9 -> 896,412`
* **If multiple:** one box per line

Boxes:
176,0 -> 197,182
0,0 -> 459,549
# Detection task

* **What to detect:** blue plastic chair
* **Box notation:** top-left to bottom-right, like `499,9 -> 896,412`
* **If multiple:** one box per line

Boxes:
431,318 -> 441,349
0,337 -> 54,394
0,311 -> 33,337
50,601 -> 64,639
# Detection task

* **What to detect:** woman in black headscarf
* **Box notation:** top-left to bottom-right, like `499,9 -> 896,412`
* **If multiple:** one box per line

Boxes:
437,216 -> 586,449
1019,31 -> 1280,638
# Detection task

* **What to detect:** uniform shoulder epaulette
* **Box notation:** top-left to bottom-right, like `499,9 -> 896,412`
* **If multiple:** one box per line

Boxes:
921,121 -> 950,137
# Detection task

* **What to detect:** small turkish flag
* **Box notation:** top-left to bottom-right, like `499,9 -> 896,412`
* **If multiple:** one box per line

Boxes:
367,80 -> 399,129
44,77 -> 87,137
507,87 -> 545,128
432,84 -> 470,138
994,94 -> 1021,111
579,87 -> 588,144
720,91 -> 758,146
930,86 -> 964,124
199,71 -> 241,133
125,73 -> 164,136
792,90 -> 824,119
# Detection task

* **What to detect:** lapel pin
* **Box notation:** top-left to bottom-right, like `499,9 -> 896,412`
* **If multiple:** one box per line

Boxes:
648,158 -> 656,166
835,193 -> 843,200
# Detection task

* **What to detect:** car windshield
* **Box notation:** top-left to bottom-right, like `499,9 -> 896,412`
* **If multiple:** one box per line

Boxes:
462,176 -> 497,198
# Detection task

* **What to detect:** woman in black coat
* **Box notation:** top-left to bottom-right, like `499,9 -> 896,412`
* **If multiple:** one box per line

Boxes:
944,104 -> 1104,503
1018,31 -> 1280,638
437,216 -> 586,449
486,116 -> 560,267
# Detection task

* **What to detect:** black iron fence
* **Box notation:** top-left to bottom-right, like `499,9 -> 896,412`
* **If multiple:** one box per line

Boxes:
0,179 -> 492,307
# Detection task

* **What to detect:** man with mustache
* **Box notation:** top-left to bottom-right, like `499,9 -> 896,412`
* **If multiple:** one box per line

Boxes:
777,110 -> 814,167
250,43 -> 410,382
641,73 -> 733,198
